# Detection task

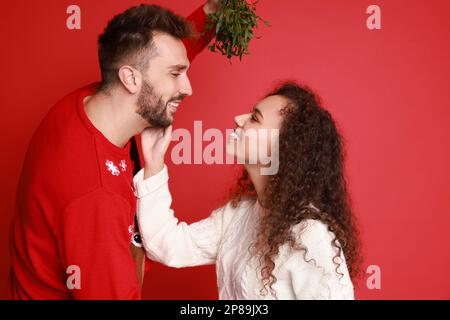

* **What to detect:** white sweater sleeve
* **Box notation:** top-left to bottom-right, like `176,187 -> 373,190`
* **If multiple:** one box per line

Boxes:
284,220 -> 355,300
133,165 -> 233,268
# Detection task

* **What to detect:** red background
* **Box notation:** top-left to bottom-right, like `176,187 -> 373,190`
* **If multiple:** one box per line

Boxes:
1,0 -> 450,299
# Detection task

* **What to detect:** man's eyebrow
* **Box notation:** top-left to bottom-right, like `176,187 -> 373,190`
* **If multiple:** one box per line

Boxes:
168,64 -> 189,71
253,106 -> 264,119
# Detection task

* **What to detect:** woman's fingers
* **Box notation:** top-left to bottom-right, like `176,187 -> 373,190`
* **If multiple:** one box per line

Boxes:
162,125 -> 173,150
141,125 -> 173,168
141,127 -> 163,148
141,126 -> 173,178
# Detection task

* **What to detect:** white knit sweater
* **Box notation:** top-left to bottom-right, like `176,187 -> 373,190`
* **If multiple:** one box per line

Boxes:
134,165 -> 355,300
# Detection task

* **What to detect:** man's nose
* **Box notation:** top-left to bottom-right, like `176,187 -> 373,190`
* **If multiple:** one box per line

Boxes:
180,75 -> 193,97
234,114 -> 251,127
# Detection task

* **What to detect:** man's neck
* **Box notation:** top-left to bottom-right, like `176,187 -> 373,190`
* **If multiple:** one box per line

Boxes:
83,91 -> 146,148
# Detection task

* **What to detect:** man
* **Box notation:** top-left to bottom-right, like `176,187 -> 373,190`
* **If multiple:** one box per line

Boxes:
8,0 -> 219,300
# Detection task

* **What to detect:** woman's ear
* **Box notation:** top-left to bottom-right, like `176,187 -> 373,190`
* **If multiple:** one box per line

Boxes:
118,65 -> 142,94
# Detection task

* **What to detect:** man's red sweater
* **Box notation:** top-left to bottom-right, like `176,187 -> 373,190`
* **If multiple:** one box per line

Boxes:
8,5 -> 213,300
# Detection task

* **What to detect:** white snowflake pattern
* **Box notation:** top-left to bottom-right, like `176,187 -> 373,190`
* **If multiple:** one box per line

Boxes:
128,225 -> 134,235
105,160 -> 120,176
120,160 -> 127,172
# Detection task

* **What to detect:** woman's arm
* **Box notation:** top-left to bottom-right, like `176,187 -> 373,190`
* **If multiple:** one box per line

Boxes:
134,165 -> 234,268
285,220 -> 355,300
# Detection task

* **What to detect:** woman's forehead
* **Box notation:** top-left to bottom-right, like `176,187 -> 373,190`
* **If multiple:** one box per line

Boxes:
257,95 -> 289,114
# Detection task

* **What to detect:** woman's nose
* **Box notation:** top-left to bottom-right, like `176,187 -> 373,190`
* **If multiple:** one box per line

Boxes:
234,114 -> 250,127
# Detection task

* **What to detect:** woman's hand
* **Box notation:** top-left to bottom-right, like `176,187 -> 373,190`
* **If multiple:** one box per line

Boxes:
141,125 -> 172,179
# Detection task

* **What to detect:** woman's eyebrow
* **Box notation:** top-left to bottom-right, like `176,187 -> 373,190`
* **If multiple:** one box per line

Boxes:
253,106 -> 264,119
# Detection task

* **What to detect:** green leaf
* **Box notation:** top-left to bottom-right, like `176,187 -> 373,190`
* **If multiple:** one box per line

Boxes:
206,0 -> 269,61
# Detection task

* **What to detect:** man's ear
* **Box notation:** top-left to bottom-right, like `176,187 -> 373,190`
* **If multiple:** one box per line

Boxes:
118,65 -> 141,94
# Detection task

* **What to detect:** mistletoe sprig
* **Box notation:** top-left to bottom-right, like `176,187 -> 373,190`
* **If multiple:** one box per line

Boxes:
206,0 -> 269,61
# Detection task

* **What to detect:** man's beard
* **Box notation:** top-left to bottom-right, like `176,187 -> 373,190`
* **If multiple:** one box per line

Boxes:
136,79 -> 173,128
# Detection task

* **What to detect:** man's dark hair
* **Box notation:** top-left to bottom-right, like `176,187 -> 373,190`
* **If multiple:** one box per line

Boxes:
97,4 -> 191,91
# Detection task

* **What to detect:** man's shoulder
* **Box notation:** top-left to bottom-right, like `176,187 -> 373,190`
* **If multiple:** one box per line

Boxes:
30,83 -> 98,146
21,84 -> 104,202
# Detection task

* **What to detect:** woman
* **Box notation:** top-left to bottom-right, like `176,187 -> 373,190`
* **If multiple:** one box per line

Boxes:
133,82 -> 361,299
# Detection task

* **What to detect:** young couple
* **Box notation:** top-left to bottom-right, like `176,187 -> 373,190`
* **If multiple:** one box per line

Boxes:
9,0 -> 360,300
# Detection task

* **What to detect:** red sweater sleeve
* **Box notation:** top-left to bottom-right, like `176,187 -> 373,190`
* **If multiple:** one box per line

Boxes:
183,5 -> 215,62
61,189 -> 140,300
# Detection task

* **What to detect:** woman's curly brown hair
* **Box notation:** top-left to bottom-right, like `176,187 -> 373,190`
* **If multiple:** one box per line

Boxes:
228,81 -> 362,297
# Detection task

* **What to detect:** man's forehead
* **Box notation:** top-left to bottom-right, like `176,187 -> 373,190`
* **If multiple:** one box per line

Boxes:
151,33 -> 189,69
